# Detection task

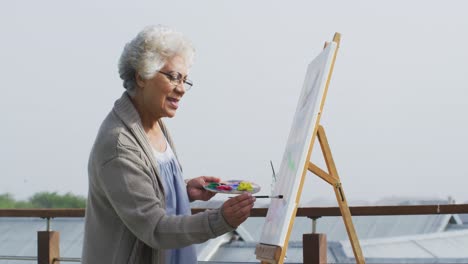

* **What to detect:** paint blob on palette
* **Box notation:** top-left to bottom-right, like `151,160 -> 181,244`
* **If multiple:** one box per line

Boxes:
203,180 -> 261,194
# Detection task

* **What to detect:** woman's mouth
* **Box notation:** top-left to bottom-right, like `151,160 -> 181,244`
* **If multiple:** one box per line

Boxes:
167,97 -> 179,109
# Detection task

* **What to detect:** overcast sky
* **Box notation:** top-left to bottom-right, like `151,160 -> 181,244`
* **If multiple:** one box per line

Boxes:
1,1 -> 467,205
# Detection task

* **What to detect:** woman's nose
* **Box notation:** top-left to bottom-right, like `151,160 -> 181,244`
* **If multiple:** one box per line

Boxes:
173,82 -> 186,94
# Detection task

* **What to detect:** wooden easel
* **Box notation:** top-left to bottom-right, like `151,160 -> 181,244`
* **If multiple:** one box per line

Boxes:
255,33 -> 365,264
307,125 -> 366,264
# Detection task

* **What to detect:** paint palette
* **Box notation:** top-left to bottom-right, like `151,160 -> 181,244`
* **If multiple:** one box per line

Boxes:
204,180 -> 261,194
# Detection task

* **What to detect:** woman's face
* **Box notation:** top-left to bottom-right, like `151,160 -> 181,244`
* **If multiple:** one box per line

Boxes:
138,55 -> 188,120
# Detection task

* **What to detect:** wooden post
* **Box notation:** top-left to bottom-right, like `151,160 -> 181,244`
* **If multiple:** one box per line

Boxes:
303,233 -> 327,264
38,231 -> 60,264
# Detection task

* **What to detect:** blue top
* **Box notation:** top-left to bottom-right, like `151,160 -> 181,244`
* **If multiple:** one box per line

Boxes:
153,141 -> 197,264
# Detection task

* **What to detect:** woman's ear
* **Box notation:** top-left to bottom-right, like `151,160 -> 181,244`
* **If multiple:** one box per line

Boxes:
135,72 -> 146,89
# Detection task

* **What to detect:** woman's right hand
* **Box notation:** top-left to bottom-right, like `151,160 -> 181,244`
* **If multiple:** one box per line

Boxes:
221,193 -> 256,228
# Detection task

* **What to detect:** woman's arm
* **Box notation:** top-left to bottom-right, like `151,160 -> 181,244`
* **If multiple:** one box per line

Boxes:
97,151 -> 234,249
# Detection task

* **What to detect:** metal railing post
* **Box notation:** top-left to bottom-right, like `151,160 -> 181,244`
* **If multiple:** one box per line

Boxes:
312,217 -> 319,234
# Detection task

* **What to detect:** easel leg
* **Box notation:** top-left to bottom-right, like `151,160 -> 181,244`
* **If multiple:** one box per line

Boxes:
308,126 -> 366,264
333,183 -> 366,264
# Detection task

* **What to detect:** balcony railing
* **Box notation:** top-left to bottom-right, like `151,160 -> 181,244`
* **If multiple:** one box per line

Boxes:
1,204 -> 468,264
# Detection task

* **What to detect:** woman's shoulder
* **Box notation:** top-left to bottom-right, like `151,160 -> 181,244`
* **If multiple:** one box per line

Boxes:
91,111 -> 141,165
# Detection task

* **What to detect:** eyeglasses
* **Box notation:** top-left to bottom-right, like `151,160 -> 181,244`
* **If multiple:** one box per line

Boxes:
158,71 -> 193,91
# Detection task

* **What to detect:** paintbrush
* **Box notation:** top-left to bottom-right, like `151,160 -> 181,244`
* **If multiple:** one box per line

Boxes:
254,195 -> 283,199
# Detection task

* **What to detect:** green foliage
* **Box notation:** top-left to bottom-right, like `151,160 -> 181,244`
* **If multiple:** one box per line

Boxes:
0,193 -> 17,209
0,192 -> 86,208
14,200 -> 33,208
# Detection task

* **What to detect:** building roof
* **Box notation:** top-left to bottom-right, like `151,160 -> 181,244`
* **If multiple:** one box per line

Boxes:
341,229 -> 468,260
240,213 -> 461,242
0,217 -> 83,264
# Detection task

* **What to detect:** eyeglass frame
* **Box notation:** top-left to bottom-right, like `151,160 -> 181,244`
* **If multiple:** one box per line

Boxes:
157,71 -> 193,91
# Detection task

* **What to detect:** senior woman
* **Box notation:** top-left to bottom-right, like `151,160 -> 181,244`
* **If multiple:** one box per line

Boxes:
82,25 -> 255,264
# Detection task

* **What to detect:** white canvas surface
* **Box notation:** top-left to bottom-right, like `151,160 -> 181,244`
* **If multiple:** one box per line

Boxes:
259,42 -> 338,246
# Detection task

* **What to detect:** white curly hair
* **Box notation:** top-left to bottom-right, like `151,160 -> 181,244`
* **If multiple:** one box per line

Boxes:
118,25 -> 195,96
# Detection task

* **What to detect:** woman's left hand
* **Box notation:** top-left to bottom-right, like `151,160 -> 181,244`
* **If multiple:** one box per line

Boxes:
186,176 -> 220,201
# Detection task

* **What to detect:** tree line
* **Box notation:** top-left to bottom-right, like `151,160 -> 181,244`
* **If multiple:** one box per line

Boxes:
0,192 -> 86,208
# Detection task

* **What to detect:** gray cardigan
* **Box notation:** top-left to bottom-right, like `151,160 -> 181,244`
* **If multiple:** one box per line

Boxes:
82,92 -> 233,264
